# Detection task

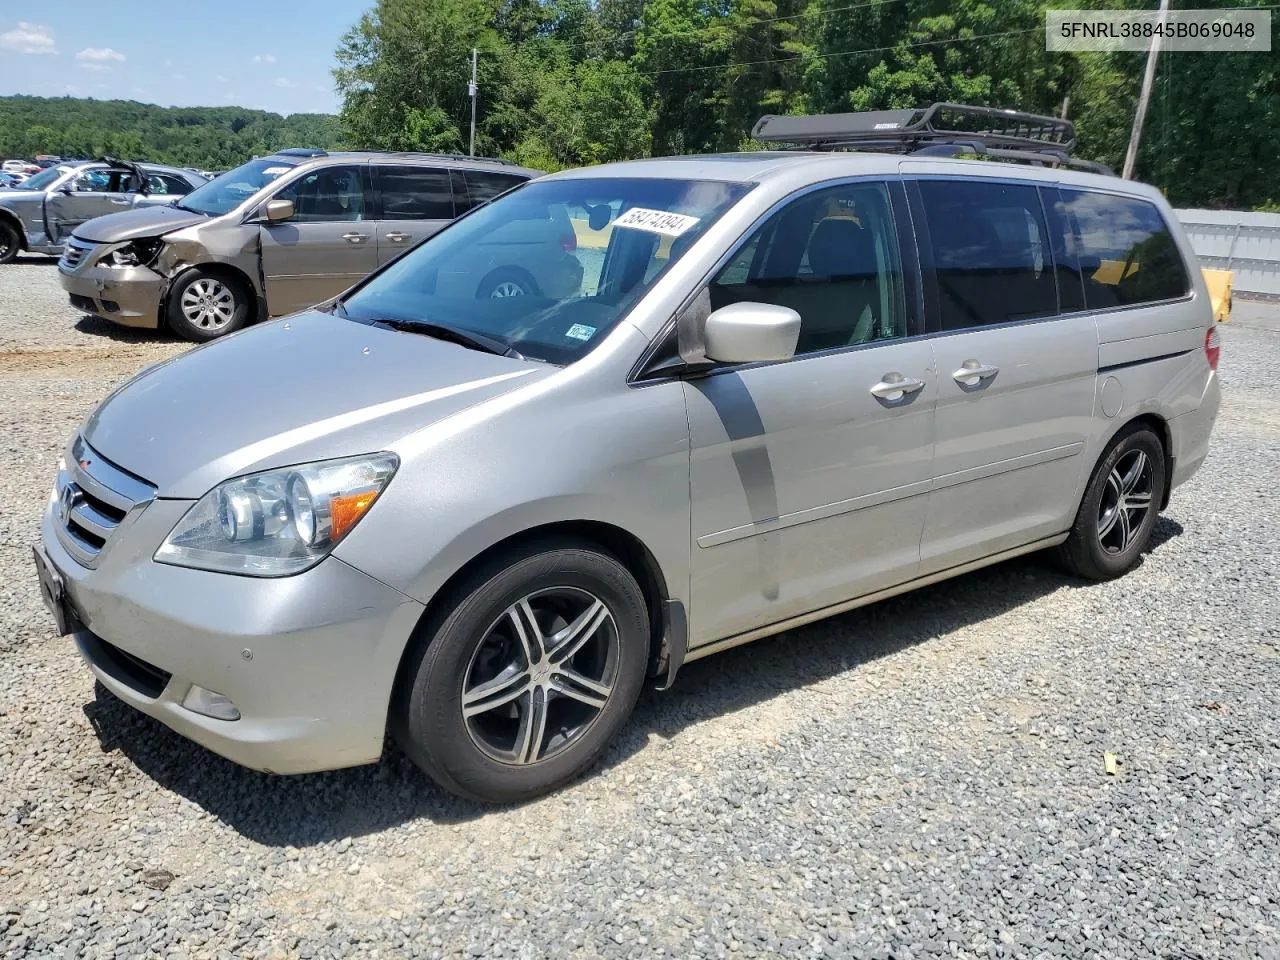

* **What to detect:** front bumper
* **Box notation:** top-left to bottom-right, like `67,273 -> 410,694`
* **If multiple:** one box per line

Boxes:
58,261 -> 164,329
40,497 -> 425,774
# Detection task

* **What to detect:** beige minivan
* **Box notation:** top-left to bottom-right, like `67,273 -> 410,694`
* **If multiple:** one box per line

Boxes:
56,149 -> 568,341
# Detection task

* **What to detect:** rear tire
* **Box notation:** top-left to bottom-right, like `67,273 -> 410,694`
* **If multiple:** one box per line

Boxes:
1057,425 -> 1166,581
393,541 -> 649,803
165,269 -> 249,342
476,267 -> 539,300
0,220 -> 20,264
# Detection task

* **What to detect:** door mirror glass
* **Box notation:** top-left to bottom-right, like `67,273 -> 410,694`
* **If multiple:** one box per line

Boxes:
265,199 -> 295,222
704,302 -> 800,364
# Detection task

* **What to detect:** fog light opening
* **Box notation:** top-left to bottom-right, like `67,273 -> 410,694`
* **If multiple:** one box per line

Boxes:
182,684 -> 241,721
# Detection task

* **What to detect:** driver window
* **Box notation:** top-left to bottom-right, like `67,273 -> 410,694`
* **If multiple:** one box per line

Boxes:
276,166 -> 365,223
72,170 -> 111,193
709,181 -> 907,355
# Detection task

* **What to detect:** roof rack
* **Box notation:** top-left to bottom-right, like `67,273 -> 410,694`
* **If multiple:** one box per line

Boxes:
387,151 -> 520,167
752,102 -> 1113,175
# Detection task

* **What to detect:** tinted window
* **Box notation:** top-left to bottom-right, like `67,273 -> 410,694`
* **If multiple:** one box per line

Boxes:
147,174 -> 194,196
1042,188 -> 1086,313
277,165 -> 366,223
918,180 -> 1057,330
376,166 -> 454,220
710,182 -> 907,354
461,170 -> 527,211
1058,189 -> 1189,308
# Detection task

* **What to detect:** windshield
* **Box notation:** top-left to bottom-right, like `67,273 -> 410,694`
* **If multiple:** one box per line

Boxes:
176,157 -> 299,217
18,166 -> 71,191
340,176 -> 751,364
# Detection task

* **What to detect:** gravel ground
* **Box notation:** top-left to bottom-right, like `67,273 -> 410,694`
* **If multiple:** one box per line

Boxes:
1,261 -> 1277,959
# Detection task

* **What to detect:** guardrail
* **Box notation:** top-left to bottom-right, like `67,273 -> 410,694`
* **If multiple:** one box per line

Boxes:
1176,208 -> 1280,301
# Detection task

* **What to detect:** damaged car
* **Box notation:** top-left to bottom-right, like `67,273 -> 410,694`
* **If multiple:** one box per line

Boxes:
56,148 -> 545,341
0,158 -> 204,264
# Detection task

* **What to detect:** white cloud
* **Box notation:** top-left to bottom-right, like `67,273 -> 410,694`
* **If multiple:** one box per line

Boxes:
1,21 -> 57,55
274,77 -> 300,89
76,47 -> 125,62
253,53 -> 276,64
214,74 -> 228,83
64,84 -> 79,94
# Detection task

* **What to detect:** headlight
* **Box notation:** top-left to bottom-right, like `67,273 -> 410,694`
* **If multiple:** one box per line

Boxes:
154,453 -> 398,576
104,238 -> 163,268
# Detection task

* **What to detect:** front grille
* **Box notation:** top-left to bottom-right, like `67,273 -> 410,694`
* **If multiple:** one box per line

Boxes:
58,237 -> 97,271
54,437 -> 155,568
76,629 -> 172,699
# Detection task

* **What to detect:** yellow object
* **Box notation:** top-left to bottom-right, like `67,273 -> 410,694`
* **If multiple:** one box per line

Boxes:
1201,267 -> 1233,323
571,217 -> 674,259
1092,259 -> 1140,285
1104,752 -> 1118,776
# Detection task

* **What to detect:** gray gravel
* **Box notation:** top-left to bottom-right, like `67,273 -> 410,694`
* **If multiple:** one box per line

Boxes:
1,264 -> 1278,959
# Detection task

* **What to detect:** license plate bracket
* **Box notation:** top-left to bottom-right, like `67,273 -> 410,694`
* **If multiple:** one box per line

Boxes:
32,546 -> 75,637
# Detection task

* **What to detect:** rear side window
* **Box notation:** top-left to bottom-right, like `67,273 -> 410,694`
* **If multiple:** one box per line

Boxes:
376,166 -> 454,221
148,174 -> 195,196
917,180 -> 1057,330
1058,189 -> 1189,308
459,171 -> 528,212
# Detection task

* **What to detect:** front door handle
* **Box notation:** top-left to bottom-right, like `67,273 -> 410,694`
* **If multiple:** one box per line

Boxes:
952,360 -> 1000,387
109,198 -> 129,205
341,232 -> 369,244
870,372 -> 926,402
385,231 -> 412,243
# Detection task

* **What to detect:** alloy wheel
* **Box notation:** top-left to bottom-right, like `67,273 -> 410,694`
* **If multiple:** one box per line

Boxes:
180,278 -> 236,330
1096,449 -> 1154,554
461,587 -> 619,765
489,280 -> 526,299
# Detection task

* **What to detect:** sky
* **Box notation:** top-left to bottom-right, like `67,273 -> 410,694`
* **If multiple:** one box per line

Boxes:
0,0 -> 370,116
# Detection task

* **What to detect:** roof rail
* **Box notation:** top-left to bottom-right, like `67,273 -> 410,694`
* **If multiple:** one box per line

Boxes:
275,147 -> 329,158
388,151 -> 519,167
752,102 -> 1111,174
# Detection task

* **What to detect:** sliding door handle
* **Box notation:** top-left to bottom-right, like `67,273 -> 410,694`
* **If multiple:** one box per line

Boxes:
870,373 -> 926,402
952,360 -> 1000,387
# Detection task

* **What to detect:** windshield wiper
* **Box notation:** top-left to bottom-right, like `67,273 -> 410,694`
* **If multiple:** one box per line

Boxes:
372,317 -> 523,359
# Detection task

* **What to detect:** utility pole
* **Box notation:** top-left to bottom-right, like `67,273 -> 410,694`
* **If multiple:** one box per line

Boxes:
1122,0 -> 1171,179
468,48 -> 478,157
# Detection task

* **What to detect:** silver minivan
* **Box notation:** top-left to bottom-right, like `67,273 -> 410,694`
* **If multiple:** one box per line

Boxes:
56,150 -> 549,340
34,106 -> 1220,802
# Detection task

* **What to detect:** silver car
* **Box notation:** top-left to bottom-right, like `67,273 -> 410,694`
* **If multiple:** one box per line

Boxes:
34,108 -> 1220,803
0,158 -> 205,263
55,150 -> 552,341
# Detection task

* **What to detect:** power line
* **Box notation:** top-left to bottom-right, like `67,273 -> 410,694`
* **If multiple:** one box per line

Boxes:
635,25 -> 1044,78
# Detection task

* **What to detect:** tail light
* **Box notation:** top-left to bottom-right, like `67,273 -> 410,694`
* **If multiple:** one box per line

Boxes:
1204,326 -> 1221,372
560,233 -> 577,253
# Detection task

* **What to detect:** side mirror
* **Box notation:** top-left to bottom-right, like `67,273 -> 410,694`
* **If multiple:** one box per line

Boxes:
703,302 -> 800,364
265,198 -> 295,222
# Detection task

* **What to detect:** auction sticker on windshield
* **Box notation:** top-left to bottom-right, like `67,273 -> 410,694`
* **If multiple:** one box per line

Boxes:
614,208 -> 701,237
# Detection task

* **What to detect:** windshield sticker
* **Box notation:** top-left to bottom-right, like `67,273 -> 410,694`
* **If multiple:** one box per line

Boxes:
565,323 -> 596,341
613,207 -> 701,237
262,166 -> 292,176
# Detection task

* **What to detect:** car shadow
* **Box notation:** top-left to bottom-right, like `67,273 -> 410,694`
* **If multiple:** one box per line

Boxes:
73,313 -> 176,345
10,255 -> 60,266
81,516 -> 1185,846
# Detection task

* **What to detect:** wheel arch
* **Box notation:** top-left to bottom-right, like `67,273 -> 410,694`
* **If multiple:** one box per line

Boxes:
1108,412 -> 1175,510
0,208 -> 27,251
389,519 -> 676,713
160,261 -> 264,327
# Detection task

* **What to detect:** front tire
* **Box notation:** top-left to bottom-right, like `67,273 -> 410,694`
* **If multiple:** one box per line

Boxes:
165,269 -> 249,342
0,220 -> 20,264
476,267 -> 538,300
393,541 -> 649,803
1058,425 -> 1166,581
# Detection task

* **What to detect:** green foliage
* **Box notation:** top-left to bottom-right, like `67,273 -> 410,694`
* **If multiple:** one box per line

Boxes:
2,0 -> 1274,209
0,96 -> 342,169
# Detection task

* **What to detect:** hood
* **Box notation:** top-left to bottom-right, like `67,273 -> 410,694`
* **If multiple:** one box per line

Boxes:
74,204 -> 210,243
83,311 -> 551,497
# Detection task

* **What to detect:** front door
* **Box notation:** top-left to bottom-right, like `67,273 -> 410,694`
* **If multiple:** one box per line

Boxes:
261,164 -> 377,316
909,177 -> 1098,574
46,167 -> 133,240
685,179 -> 937,646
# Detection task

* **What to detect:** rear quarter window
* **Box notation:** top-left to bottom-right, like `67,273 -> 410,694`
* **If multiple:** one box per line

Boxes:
1058,189 -> 1190,309
460,171 -> 528,212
